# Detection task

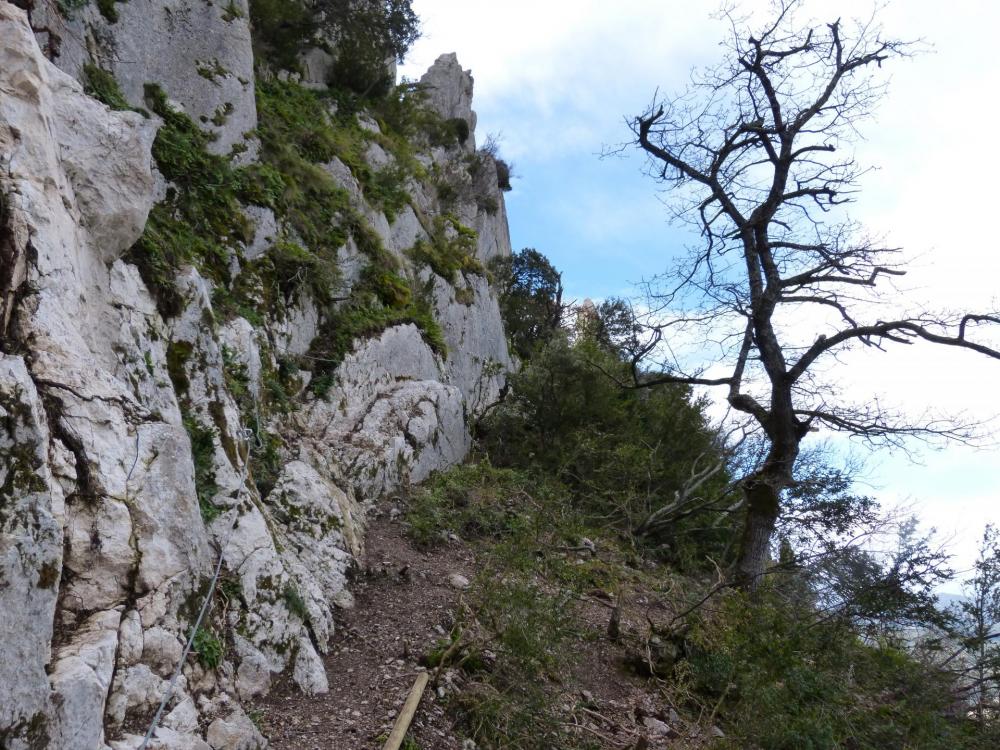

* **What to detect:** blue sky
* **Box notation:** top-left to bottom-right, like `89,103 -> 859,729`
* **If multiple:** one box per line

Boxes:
400,0 -> 1000,586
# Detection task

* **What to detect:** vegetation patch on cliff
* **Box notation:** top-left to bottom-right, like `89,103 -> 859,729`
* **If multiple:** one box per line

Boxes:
81,63 -> 134,112
126,84 -> 274,317
182,413 -> 222,524
408,214 -> 483,284
250,77 -> 446,392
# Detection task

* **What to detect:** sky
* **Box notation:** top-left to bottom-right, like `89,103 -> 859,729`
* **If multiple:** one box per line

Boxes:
399,0 -> 1000,588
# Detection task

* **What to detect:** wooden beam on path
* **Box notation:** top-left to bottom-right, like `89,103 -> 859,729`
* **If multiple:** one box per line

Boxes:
382,671 -> 430,750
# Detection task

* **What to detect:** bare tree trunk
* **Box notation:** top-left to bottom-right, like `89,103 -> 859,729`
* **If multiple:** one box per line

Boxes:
734,473 -> 784,594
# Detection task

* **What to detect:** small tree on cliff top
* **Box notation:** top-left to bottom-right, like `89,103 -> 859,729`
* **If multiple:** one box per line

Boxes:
627,1 -> 1000,591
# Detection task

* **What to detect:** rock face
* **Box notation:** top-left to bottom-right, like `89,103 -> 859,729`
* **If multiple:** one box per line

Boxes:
29,0 -> 258,157
1,3 -> 511,748
421,53 -> 477,149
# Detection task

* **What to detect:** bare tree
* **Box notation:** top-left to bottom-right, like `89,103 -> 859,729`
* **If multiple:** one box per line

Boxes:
627,1 -> 1000,592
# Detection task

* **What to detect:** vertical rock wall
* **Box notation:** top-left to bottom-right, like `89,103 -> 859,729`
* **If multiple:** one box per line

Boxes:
1,2 -> 512,747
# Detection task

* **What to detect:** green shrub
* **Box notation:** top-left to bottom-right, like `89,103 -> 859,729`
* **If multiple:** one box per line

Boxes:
408,462 -> 590,748
494,158 -> 512,191
283,583 -> 308,620
235,162 -> 286,209
81,64 -> 133,111
447,117 -> 470,145
256,78 -> 347,163
365,266 -> 412,308
256,77 -> 423,227
408,214 -> 483,283
192,626 -> 224,669
56,0 -> 89,17
480,135 -> 513,191
472,577 -> 575,679
480,335 -> 730,565
182,415 -> 221,524
220,343 -> 290,500
221,345 -> 250,404
218,574 -> 243,603
254,79 -> 352,253
249,0 -> 419,96
265,240 -> 340,304
168,343 -> 223,524
367,163 -> 411,222
252,76 -> 450,395
369,82 -> 467,156
255,78 -> 409,262
681,592 -> 971,749
452,553 -> 586,749
249,420 -> 283,498
222,0 -> 244,22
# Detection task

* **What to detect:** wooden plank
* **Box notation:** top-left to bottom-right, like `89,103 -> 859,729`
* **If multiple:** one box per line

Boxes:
382,671 -> 430,750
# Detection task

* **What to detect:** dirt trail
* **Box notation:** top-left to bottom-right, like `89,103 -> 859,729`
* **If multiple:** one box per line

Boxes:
256,509 -> 470,749
256,507 -> 698,750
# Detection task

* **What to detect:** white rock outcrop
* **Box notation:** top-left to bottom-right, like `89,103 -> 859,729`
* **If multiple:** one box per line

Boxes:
2,1 -> 512,745
421,53 -> 477,149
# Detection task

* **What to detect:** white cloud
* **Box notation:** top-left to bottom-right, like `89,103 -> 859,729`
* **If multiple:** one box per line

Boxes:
401,1 -> 722,160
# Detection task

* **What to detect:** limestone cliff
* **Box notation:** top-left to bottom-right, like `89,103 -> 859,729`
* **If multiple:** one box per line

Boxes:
0,2 -> 512,747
